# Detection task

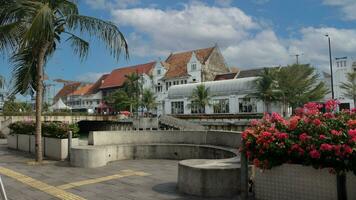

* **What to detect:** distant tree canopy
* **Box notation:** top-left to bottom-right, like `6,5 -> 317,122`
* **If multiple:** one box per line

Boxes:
255,64 -> 329,115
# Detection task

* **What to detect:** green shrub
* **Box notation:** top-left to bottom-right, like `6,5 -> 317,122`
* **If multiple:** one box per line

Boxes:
9,121 -> 79,139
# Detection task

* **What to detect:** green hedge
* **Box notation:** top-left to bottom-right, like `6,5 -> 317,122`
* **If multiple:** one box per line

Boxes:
9,121 -> 79,139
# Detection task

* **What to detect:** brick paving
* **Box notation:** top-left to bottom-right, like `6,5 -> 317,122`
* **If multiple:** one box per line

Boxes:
0,143 -> 239,200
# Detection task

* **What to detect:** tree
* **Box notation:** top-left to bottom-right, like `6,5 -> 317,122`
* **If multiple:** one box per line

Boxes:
123,73 -> 141,114
141,89 -> 156,114
276,64 -> 328,114
254,65 -> 328,116
340,72 -> 356,108
104,89 -> 131,112
254,68 -> 279,113
189,84 -> 211,114
0,0 -> 128,162
0,75 -> 3,89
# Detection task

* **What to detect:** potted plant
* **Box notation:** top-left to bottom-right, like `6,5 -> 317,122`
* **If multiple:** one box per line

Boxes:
241,100 -> 356,200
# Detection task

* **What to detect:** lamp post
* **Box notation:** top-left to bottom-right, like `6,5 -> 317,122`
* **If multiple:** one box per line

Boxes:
325,34 -> 334,99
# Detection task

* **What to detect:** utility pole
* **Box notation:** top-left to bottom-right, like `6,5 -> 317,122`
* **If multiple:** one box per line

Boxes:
291,53 -> 303,65
325,34 -> 334,99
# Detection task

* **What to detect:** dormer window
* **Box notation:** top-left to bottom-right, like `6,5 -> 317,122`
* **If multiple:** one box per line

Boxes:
157,69 -> 161,75
191,63 -> 197,71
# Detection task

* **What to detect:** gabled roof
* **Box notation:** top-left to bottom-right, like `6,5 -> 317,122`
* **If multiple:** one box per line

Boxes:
100,61 -> 156,89
164,46 -> 215,79
237,68 -> 264,78
214,72 -> 237,81
70,84 -> 93,96
87,74 -> 109,94
54,82 -> 81,101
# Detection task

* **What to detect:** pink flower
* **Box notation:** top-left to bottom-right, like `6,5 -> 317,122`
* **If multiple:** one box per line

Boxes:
319,135 -> 327,140
288,116 -> 300,130
323,112 -> 335,119
325,99 -> 340,111
312,119 -> 322,126
320,143 -> 333,151
276,132 -> 288,140
348,129 -> 356,137
309,149 -> 321,159
299,133 -> 311,142
331,130 -> 342,136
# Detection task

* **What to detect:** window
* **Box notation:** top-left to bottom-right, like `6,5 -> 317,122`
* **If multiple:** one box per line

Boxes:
191,63 -> 197,71
171,101 -> 184,114
184,80 -> 187,84
238,98 -> 257,113
157,69 -> 161,75
337,62 -> 340,68
181,80 -> 184,84
191,101 -> 205,114
213,99 -> 229,113
344,61 -> 347,67
166,82 -> 169,90
192,78 -> 196,82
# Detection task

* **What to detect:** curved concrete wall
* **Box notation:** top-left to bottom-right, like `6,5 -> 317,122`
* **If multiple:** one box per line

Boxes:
88,130 -> 241,148
71,144 -> 237,168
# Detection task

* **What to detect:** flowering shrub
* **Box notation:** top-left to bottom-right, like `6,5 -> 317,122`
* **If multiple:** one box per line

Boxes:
242,100 -> 356,174
9,121 -> 79,139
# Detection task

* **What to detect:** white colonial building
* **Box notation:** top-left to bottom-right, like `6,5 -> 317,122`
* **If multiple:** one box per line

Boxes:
331,57 -> 356,109
164,78 -> 284,115
152,45 -> 230,115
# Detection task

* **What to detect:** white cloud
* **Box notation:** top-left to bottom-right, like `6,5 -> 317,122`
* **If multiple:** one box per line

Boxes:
323,0 -> 356,20
111,3 -> 259,57
107,1 -> 356,71
76,72 -> 108,82
85,0 -> 140,9
214,0 -> 233,7
223,30 -> 291,68
288,27 -> 356,69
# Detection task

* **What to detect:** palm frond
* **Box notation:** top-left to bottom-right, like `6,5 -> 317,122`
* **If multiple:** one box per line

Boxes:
0,21 -> 25,54
24,2 -> 55,47
66,14 -> 129,60
10,47 -> 38,95
65,32 -> 89,61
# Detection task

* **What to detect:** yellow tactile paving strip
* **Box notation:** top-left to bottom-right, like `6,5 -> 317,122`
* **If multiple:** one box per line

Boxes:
57,169 -> 150,190
0,167 -> 85,200
0,166 -> 150,200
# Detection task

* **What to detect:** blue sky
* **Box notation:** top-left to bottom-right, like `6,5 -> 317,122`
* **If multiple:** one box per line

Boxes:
1,0 -> 356,99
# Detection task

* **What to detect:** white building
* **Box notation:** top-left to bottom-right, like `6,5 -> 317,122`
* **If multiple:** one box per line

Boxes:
164,78 -> 284,115
331,57 -> 356,109
152,46 -> 230,115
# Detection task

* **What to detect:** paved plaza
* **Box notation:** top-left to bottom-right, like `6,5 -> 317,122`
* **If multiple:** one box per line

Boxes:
0,142 -> 239,200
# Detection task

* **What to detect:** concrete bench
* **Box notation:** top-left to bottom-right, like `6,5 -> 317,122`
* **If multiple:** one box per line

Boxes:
71,130 -> 242,197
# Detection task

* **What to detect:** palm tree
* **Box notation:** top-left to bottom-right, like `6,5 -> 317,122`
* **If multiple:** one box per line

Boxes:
0,0 -> 128,162
254,68 -> 279,113
0,75 -> 4,89
190,84 -> 211,114
340,72 -> 356,108
141,89 -> 156,114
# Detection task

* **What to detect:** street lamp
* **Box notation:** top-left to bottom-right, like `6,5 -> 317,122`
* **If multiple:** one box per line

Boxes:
325,34 -> 334,99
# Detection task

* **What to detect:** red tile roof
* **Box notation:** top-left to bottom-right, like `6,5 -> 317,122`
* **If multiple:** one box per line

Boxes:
54,82 -> 82,101
214,72 -> 237,81
99,62 -> 156,89
164,46 -> 215,79
70,84 -> 93,96
87,74 -> 109,94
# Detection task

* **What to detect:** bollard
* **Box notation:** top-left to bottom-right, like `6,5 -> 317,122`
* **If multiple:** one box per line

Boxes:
0,176 -> 8,200
240,140 -> 249,200
67,131 -> 72,161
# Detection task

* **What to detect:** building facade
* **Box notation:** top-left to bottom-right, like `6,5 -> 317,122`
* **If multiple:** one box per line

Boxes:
153,45 -> 230,115
164,78 -> 284,115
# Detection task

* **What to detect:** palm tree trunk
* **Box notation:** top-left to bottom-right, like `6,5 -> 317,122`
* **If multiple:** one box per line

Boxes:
35,42 -> 50,162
